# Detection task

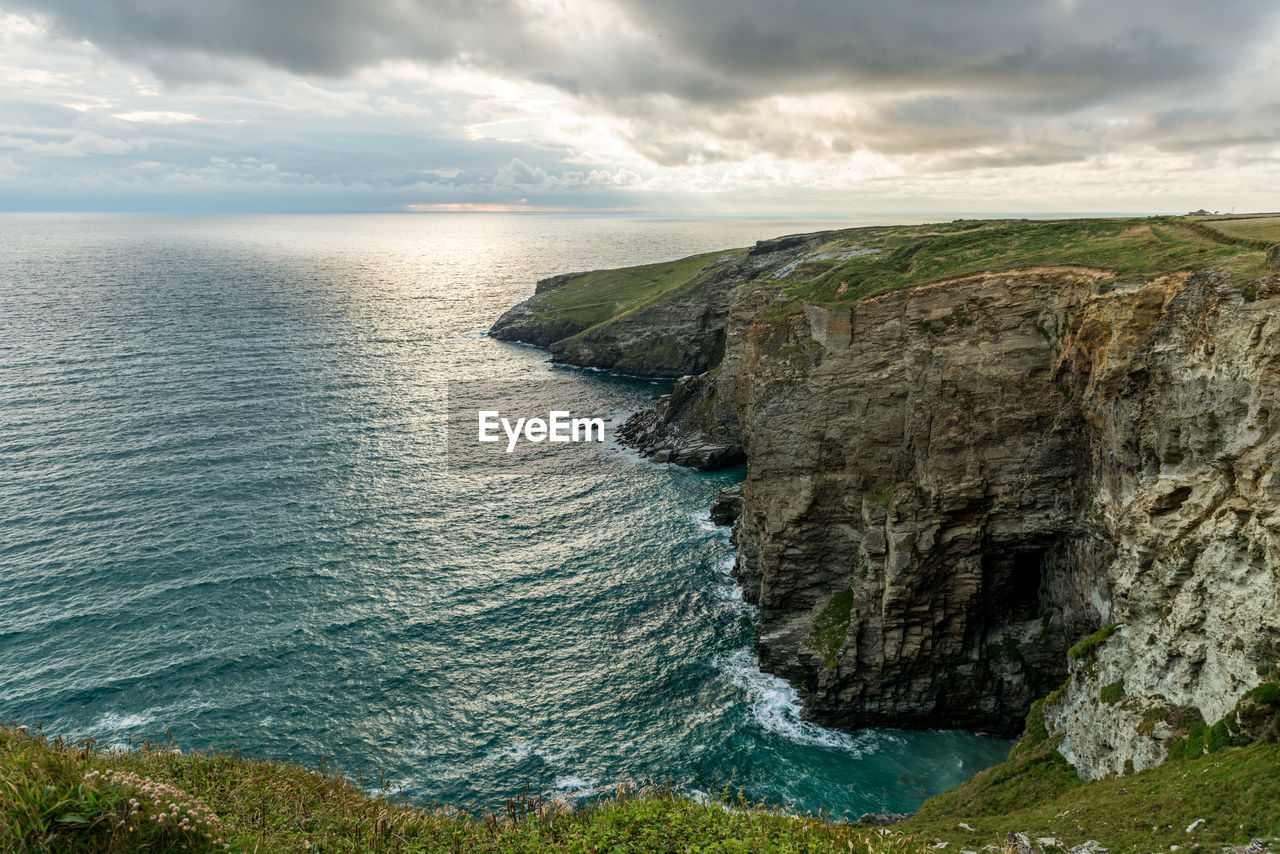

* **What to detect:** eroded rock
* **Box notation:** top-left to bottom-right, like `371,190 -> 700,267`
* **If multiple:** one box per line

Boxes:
624,265 -> 1280,774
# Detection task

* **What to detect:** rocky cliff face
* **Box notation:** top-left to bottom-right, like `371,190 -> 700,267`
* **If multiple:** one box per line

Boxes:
710,268 -> 1115,736
617,264 -> 1280,775
494,225 -> 1280,780
489,232 -> 836,377
1041,270 -> 1280,779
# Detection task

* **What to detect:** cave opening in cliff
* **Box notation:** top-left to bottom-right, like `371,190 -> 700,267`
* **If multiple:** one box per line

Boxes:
983,546 -> 1046,623
1010,550 -> 1044,619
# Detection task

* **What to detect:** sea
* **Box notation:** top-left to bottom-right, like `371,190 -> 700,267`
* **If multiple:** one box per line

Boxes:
0,212 -> 1010,820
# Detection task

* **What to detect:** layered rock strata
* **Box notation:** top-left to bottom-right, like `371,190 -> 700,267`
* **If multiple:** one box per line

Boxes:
490,232 -> 836,377
626,265 -> 1280,775
493,233 -> 1280,780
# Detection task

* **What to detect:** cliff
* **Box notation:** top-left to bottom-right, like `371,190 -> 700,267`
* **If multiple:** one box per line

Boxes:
490,216 -> 1280,781
490,232 -> 836,377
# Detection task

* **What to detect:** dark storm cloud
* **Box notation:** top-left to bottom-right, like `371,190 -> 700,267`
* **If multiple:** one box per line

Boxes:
5,0 -> 1279,165
608,0 -> 1268,102
13,0 -> 535,79
12,0 -> 1271,100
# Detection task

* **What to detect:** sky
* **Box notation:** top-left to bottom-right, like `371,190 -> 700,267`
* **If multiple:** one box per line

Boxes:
1,0 -> 1278,214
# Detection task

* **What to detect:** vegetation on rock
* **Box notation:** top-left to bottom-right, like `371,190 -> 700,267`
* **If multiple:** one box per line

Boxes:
528,250 -> 738,332
1,725 -> 923,853
1066,623 -> 1121,662
904,694 -> 1280,851
768,216 -> 1270,308
806,588 -> 855,669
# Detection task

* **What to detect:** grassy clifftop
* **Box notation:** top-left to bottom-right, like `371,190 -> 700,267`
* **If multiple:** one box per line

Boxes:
769,215 -> 1273,308
0,725 -> 918,853
523,249 -> 743,333
520,215 -> 1276,331
7,723 -> 1280,852
902,735 -> 1280,851
491,215 -> 1276,376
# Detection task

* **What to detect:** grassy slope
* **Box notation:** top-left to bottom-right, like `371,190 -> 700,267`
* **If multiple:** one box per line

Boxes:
1201,214 -> 1280,243
902,679 -> 1280,851
10,724 -> 1280,853
0,726 -> 922,854
531,249 -> 743,331
903,742 -> 1280,851
524,217 -> 1273,338
771,216 -> 1270,308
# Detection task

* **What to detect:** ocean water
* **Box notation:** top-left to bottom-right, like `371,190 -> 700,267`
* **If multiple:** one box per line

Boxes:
0,213 -> 1010,819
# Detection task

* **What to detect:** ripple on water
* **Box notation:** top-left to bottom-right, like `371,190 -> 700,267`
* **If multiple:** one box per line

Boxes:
0,213 -> 1012,818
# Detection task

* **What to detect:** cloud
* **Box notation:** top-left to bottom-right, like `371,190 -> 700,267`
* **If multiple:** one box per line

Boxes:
1,0 -> 1278,210
608,1 -> 1265,101
13,0 -> 534,80
113,110 -> 201,123
10,1 -> 1275,104
0,129 -> 145,156
7,0 -> 1279,171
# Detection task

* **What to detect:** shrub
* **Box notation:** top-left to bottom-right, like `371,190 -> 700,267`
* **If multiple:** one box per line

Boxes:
806,588 -> 855,668
1068,623 -> 1122,662
1100,681 -> 1125,705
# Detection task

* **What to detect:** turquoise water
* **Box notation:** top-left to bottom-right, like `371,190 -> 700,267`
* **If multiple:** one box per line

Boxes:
0,213 -> 1010,819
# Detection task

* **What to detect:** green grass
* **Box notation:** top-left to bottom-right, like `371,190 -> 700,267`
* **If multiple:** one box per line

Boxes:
10,721 -> 1280,852
806,588 -> 855,669
863,482 -> 914,509
1099,680 -> 1125,705
1201,214 -> 1280,244
772,217 -> 1270,308
521,216 -> 1274,349
903,742 -> 1280,851
1067,623 -> 1121,661
903,680 -> 1280,850
0,725 -> 922,853
532,249 -> 742,331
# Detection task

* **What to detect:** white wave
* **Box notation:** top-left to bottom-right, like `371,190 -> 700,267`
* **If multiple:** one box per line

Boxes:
485,740 -> 571,766
535,745 -> 569,764
691,508 -> 735,542
710,549 -> 757,617
718,649 -> 881,755
93,711 -> 154,732
177,699 -> 216,713
714,587 -> 754,618
691,508 -> 717,532
485,741 -> 530,763
550,774 -> 598,801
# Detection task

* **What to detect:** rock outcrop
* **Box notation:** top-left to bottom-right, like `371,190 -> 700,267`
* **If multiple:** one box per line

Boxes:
715,268 -> 1116,735
1039,270 -> 1280,778
489,272 -> 596,347
495,221 -> 1280,780
709,483 -> 744,527
636,264 -> 1280,773
489,232 -> 836,377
